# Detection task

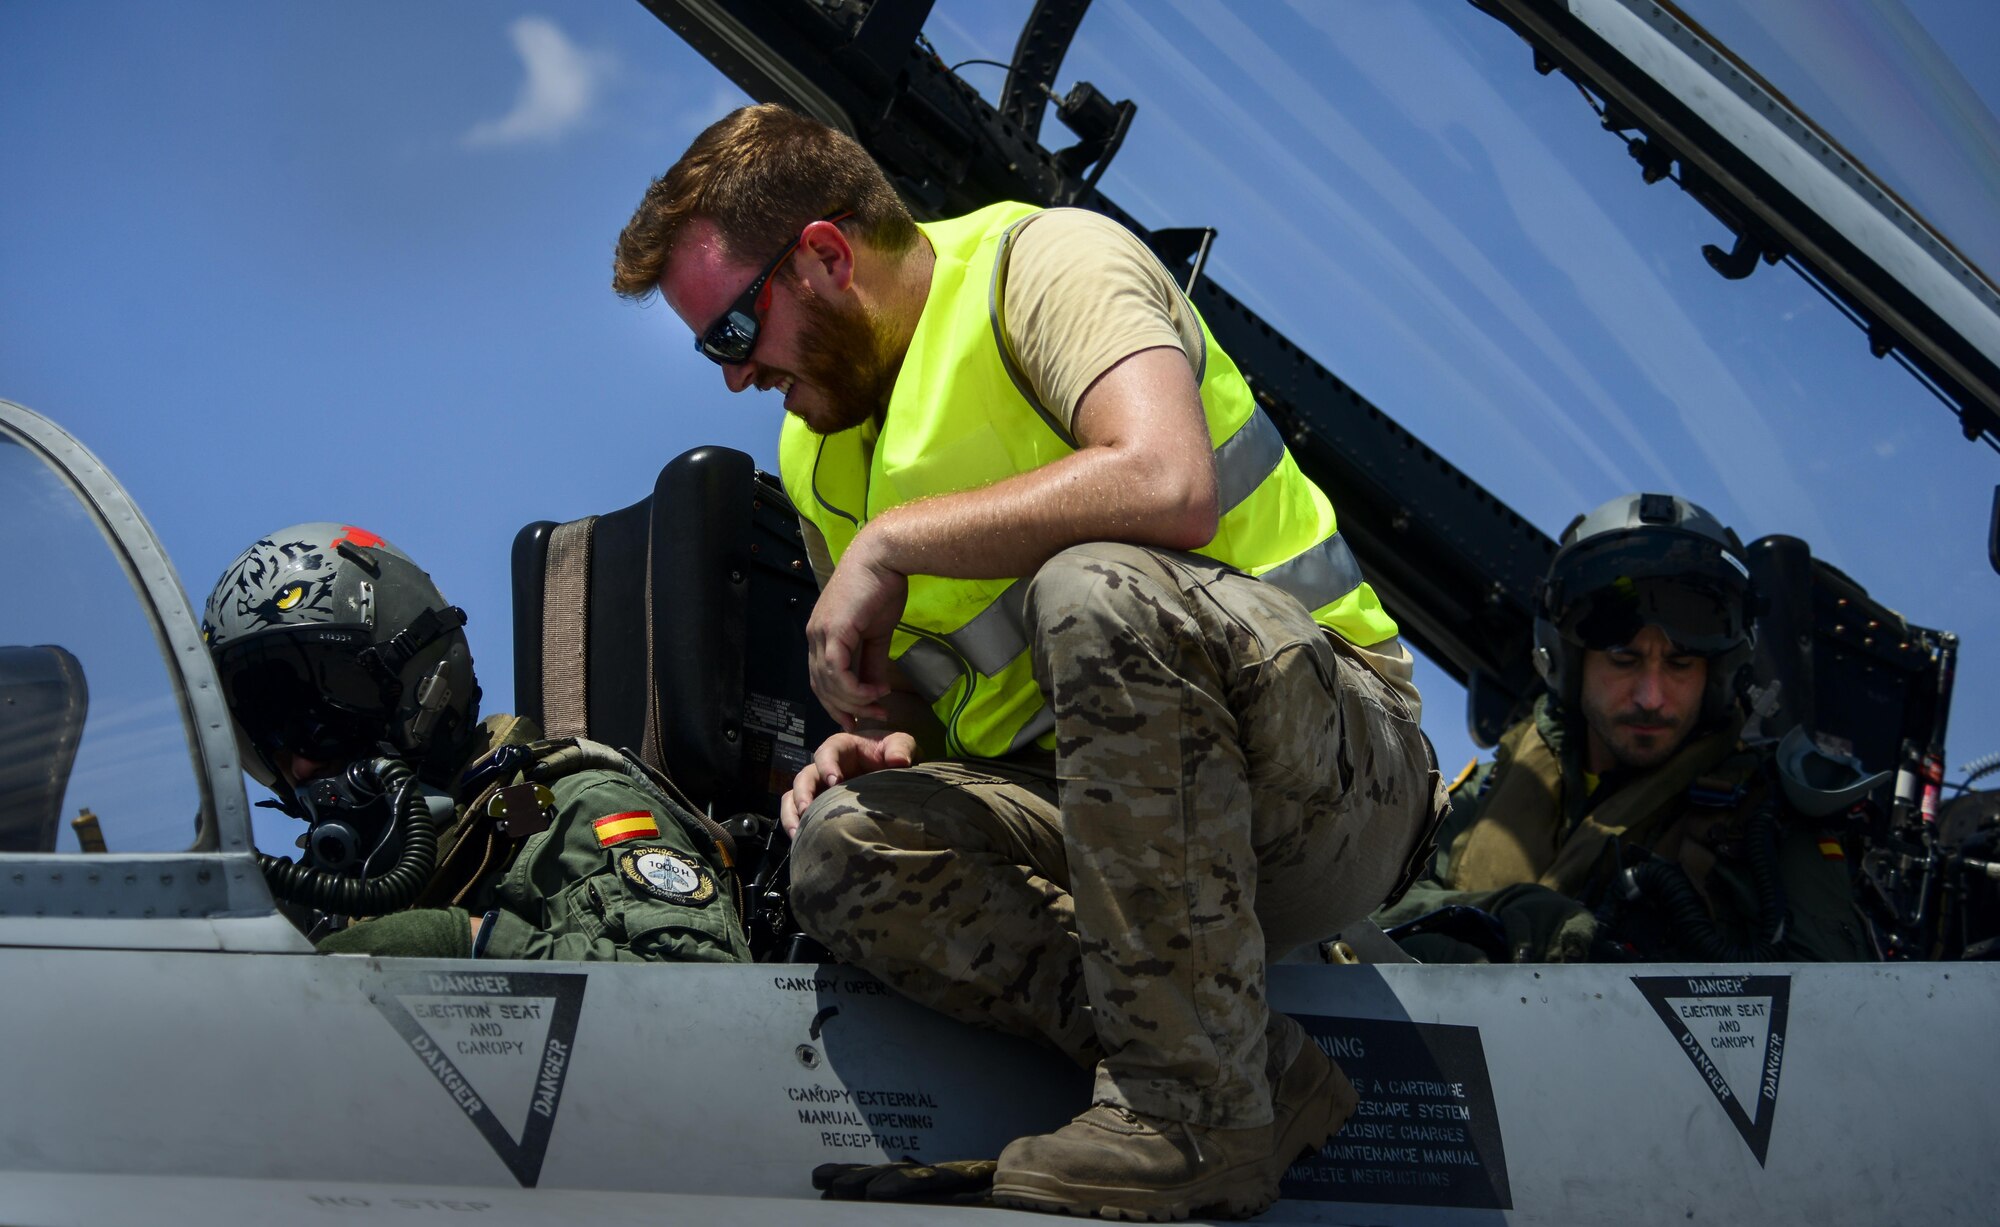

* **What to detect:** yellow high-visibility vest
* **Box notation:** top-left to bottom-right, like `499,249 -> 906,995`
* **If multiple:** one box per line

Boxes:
779,202 -> 1398,758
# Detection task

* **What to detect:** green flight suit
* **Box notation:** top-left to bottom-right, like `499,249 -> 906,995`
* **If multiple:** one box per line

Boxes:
1375,697 -> 1870,963
317,715 -> 751,963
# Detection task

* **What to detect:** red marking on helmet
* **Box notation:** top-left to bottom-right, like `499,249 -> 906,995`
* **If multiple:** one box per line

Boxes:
332,526 -> 385,550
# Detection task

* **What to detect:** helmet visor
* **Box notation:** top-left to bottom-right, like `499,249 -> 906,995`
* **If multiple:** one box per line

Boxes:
1551,533 -> 1751,656
1568,577 -> 1743,654
214,632 -> 392,763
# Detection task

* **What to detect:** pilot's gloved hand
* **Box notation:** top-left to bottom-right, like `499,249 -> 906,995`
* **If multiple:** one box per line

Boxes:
1395,930 -> 1494,964
1483,883 -> 1599,962
812,1158 -> 997,1203
317,907 -> 475,959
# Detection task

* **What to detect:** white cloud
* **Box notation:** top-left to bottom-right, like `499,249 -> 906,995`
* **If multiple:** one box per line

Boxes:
464,16 -> 610,148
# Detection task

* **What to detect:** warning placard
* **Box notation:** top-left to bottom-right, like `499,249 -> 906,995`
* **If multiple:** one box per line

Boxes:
1632,974 -> 1791,1165
1282,1015 -> 1511,1209
371,970 -> 587,1187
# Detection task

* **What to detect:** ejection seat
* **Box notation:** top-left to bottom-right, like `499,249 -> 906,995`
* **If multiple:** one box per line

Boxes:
511,446 -> 835,956
1741,536 -> 1990,957
0,644 -> 88,853
1743,535 -> 1947,775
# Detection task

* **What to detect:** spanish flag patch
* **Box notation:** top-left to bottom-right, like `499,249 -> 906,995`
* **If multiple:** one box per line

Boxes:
1818,838 -> 1846,861
594,811 -> 660,848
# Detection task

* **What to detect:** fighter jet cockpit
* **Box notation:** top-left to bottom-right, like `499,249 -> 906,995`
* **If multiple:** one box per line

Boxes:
0,402 -> 275,937
0,419 -> 203,859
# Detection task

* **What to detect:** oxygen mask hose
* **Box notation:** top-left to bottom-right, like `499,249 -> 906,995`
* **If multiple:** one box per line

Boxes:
1619,800 -> 1788,961
258,757 -> 439,917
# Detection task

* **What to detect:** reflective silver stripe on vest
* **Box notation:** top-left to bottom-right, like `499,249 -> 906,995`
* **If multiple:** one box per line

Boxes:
897,582 -> 1031,703
897,638 -> 963,703
1213,410 -> 1285,516
1259,532 -> 1366,615
1005,703 -> 1056,753
899,615 -> 1053,753
950,581 -> 1031,676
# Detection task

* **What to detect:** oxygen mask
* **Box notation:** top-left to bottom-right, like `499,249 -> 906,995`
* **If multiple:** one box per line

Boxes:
298,757 -> 408,877
260,754 -> 440,918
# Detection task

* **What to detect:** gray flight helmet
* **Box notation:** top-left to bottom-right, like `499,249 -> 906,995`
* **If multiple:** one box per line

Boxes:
201,523 -> 479,802
1531,492 -> 1758,725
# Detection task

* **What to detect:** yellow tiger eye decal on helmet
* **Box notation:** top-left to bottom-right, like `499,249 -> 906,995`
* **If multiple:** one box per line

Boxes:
275,583 -> 307,611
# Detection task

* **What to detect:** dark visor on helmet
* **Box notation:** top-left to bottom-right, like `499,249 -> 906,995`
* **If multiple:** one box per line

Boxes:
1568,577 -> 1743,654
215,632 -> 393,764
1552,534 -> 1750,655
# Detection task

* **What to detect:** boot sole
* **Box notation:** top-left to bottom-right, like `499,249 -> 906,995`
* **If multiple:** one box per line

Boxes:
991,1171 -> 1275,1222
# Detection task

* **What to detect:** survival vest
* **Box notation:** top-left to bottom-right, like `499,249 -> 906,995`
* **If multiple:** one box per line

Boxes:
1444,706 -> 1747,899
779,202 -> 1399,758
418,715 -> 742,923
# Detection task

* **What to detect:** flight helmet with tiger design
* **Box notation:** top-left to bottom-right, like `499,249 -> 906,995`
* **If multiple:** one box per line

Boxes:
202,523 -> 479,800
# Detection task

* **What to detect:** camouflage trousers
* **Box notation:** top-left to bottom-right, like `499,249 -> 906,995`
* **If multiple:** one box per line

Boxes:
790,543 -> 1432,1128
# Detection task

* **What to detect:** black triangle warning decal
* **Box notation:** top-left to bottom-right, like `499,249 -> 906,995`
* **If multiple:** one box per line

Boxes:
1632,974 -> 1791,1166
371,969 -> 588,1187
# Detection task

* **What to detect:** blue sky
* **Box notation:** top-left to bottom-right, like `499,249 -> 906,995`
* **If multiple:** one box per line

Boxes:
2,1 -> 1995,849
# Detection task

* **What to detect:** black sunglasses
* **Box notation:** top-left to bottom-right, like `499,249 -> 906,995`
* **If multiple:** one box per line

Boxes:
695,210 -> 853,366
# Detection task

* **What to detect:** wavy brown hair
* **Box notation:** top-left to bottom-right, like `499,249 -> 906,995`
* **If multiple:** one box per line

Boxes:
612,103 -> 918,300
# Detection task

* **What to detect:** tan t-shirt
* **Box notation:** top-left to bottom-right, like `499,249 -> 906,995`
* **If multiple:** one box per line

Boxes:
999,208 -> 1204,433
799,207 -> 1420,715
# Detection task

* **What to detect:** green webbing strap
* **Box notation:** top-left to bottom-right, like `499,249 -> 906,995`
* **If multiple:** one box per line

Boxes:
540,516 -> 596,739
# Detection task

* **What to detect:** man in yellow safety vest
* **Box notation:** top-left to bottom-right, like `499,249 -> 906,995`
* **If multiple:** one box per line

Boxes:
613,103 -> 1440,1221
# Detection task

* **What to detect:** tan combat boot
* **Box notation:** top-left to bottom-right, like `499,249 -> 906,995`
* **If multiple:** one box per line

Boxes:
990,1102 -> 1281,1221
989,1041 -> 1359,1221
1267,1037 -> 1359,1180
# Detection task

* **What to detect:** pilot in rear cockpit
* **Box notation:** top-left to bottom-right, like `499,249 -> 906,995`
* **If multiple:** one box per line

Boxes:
201,522 -> 750,963
1377,494 -> 1874,964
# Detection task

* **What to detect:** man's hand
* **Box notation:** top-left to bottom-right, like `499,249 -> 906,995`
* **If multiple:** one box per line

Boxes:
806,537 -> 907,728
781,730 -> 921,838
